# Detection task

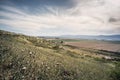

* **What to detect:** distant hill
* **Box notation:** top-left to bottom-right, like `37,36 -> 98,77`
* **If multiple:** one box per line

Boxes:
59,35 -> 120,41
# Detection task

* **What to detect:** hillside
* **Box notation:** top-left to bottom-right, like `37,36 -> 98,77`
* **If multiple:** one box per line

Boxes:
0,30 -> 120,80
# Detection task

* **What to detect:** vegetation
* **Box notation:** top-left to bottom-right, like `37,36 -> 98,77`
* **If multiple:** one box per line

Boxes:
111,62 -> 120,80
0,30 -> 119,80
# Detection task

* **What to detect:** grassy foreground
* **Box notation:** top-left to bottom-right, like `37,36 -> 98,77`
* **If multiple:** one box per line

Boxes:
0,30 -> 120,80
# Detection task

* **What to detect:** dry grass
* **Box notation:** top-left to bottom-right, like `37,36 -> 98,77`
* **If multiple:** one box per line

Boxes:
0,30 -> 119,80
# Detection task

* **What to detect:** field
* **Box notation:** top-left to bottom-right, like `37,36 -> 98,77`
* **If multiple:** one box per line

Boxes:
0,30 -> 120,80
64,39 -> 120,52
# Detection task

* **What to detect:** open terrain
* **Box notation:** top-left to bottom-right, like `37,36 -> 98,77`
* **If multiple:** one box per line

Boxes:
0,30 -> 120,80
64,39 -> 120,52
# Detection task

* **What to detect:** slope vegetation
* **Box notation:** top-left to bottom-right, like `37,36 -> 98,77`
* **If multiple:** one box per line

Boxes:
0,30 -> 119,80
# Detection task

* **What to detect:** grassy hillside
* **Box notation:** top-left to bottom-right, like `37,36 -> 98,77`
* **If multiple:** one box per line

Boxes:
0,30 -> 120,80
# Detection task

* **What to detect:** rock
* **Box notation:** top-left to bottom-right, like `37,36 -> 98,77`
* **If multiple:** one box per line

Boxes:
22,76 -> 25,78
47,67 -> 50,70
22,49 -> 24,52
104,56 -> 112,60
22,67 -> 26,70
29,52 -> 32,55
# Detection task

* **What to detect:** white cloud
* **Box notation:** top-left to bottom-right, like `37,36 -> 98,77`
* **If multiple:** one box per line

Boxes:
0,0 -> 120,36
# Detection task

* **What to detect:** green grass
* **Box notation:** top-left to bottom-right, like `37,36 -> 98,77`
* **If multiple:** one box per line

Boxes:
0,30 -> 119,80
110,62 -> 120,80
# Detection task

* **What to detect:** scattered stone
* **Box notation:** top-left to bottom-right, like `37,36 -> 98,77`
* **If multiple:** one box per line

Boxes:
9,62 -> 12,65
22,67 -> 27,70
47,67 -> 50,70
27,61 -> 29,64
22,49 -> 24,52
103,56 -> 112,60
45,64 -> 48,67
22,76 -> 25,78
29,52 -> 32,55
56,63 -> 60,65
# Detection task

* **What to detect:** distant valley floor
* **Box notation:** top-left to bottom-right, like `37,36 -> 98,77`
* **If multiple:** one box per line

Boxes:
65,40 -> 120,52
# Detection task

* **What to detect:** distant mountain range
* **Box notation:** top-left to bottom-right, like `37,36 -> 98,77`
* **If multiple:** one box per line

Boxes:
59,35 -> 120,41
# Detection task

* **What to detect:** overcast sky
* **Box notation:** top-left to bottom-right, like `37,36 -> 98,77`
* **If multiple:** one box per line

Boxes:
0,0 -> 120,36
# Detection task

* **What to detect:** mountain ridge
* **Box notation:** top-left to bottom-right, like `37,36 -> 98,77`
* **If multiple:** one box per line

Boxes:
59,35 -> 120,41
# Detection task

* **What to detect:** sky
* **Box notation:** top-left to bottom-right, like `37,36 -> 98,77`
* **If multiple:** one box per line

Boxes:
0,0 -> 120,36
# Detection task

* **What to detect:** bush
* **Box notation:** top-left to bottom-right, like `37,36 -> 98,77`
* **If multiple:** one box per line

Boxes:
52,45 -> 60,49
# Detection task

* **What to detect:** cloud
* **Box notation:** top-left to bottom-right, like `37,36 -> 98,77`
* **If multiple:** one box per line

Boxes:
0,0 -> 120,36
